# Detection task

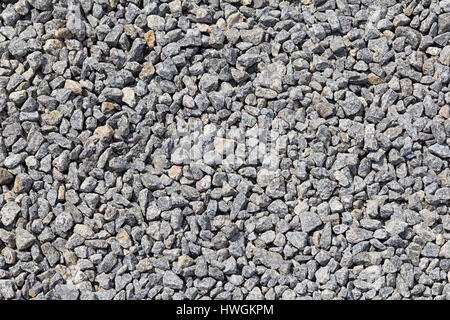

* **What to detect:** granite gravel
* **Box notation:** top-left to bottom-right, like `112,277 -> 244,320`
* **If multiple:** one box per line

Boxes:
0,0 -> 449,300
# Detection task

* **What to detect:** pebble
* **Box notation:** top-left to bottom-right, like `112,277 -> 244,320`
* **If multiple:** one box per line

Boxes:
0,202 -> 21,227
13,173 -> 33,194
0,168 -> 14,185
168,165 -> 182,180
64,80 -> 82,95
15,228 -> 36,251
94,125 -> 114,142
300,211 -> 323,233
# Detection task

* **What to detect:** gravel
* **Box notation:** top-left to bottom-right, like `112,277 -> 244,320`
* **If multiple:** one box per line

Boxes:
0,0 -> 449,301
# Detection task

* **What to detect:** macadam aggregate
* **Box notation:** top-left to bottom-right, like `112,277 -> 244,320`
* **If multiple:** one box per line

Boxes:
0,0 -> 449,300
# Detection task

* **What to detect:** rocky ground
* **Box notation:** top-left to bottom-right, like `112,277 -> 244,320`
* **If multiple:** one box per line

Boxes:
0,0 -> 449,300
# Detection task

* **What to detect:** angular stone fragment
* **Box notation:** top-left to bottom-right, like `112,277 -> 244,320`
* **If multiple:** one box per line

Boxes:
8,38 -> 27,57
74,224 -> 94,239
66,0 -> 86,40
385,219 -> 408,236
421,242 -> 440,257
105,25 -> 123,46
41,242 -> 60,266
0,168 -> 14,185
428,144 -> 450,159
128,38 -> 146,61
368,73 -> 383,85
299,211 -> 322,233
116,229 -> 132,248
395,26 -> 422,49
237,53 -> 260,68
0,202 -> 20,227
316,179 -> 337,200
342,92 -> 363,116
13,173 -> 33,194
147,15 -> 165,30
313,55 -> 331,71
316,102 -> 334,118
176,255 -> 194,268
199,73 -> 219,92
168,165 -> 182,180
231,193 -> 247,219
122,87 -> 136,107
97,252 -> 117,273
267,199 -> 288,215
330,36 -> 346,55
94,125 -> 114,142
286,232 -> 308,250
257,169 -> 276,187
346,228 -> 373,244
253,248 -> 285,270
136,258 -> 153,272
141,173 -> 163,190
266,177 -> 286,198
144,30 -> 155,48
64,80 -> 82,95
15,228 -> 36,250
440,241 -> 450,259
438,12 -> 450,34
227,12 -> 244,27
0,280 -> 16,299
29,0 -> 53,10
163,271 -> 184,289
55,284 -> 79,300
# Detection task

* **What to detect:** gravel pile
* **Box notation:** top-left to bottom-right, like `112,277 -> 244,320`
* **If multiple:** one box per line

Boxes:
0,0 -> 449,300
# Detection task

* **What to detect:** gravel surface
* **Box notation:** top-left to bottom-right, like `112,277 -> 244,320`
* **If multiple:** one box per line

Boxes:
0,0 -> 449,300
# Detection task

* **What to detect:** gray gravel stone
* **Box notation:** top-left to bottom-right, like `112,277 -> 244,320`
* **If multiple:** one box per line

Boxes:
0,280 -> 16,300
15,228 -> 36,251
54,212 -> 74,234
286,232 -> 308,250
0,202 -> 21,227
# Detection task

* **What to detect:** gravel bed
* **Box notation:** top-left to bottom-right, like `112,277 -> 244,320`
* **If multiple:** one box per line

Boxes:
0,0 -> 449,300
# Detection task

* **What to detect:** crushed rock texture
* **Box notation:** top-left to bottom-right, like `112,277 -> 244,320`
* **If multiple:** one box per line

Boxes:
0,0 -> 449,300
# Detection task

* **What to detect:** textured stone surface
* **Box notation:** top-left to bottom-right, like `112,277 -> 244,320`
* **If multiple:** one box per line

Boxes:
0,0 -> 448,302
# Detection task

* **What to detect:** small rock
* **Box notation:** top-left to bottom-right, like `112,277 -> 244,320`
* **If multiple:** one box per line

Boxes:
0,202 -> 21,227
144,30 -> 156,48
55,283 -> 80,300
300,211 -> 323,233
168,165 -> 183,180
122,87 -> 136,107
0,168 -> 14,185
94,125 -> 114,142
163,270 -> 184,289
15,227 -> 36,250
64,80 -> 82,95
116,229 -> 132,249
286,232 -> 308,250
13,173 -> 33,194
